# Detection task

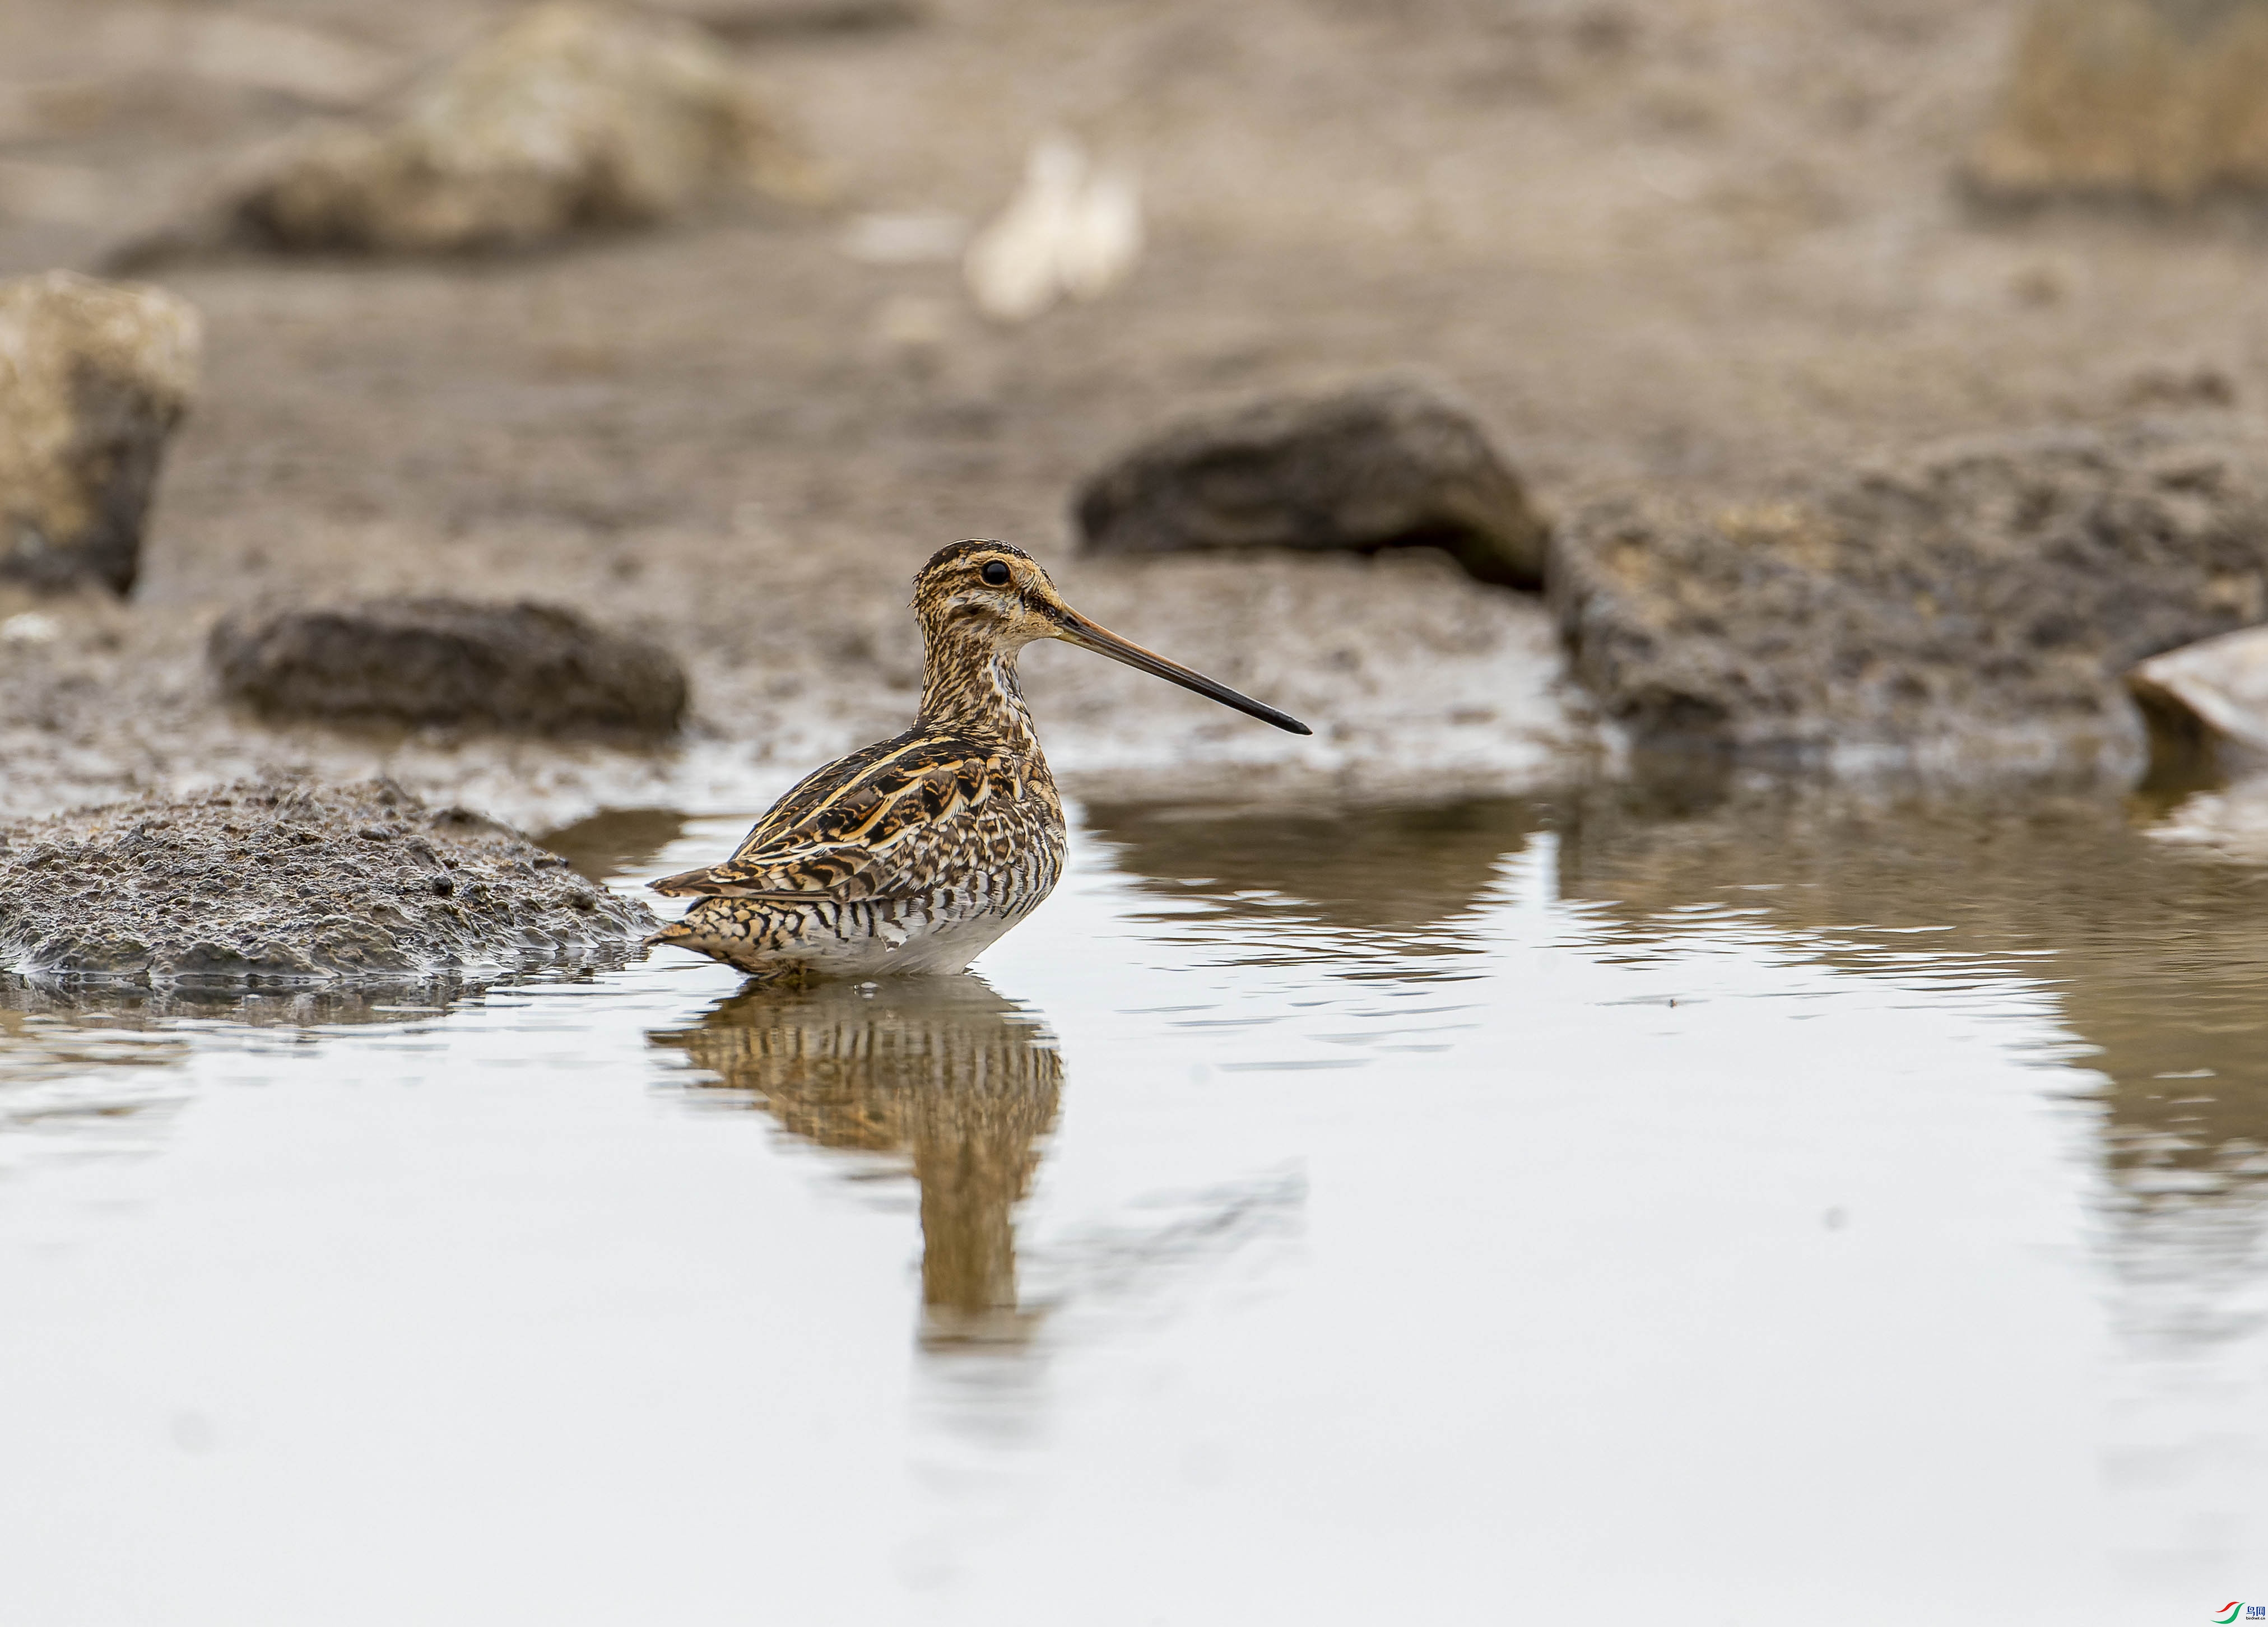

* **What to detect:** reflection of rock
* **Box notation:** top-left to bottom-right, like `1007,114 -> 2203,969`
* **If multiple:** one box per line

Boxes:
2128,624 -> 2268,785
652,977 -> 1061,1347
131,2 -> 815,261
1084,797 -> 1542,931
1075,381 -> 1549,590
1553,782 -> 2268,1212
1553,425 -> 2268,774
536,807 -> 690,881
0,778 -> 655,984
0,272 -> 202,596
209,597 -> 689,738
0,973 -> 482,1031
2146,776 -> 2268,862
1969,0 -> 2268,206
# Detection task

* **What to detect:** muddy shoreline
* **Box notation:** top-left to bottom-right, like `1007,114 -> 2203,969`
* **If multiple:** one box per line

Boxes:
6,0 -> 2268,831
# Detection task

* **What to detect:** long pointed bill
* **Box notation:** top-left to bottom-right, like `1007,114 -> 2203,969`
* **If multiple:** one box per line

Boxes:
1049,608 -> 1312,735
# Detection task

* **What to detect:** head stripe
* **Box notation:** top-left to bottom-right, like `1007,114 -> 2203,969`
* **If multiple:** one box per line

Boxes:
916,540 -> 1036,582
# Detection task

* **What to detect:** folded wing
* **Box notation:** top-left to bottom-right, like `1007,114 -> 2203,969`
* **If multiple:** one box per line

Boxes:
649,732 -> 1019,903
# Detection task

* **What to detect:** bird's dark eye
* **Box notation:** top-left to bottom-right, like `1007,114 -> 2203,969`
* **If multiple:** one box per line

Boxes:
980,560 -> 1011,587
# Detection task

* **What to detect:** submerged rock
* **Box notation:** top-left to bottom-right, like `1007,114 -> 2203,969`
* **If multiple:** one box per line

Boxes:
1074,381 -> 1549,590
208,596 -> 689,738
0,779 -> 656,984
1552,425 -> 2268,776
0,272 -> 202,596
1968,0 -> 2268,207
2127,623 -> 2268,782
130,1 -> 815,260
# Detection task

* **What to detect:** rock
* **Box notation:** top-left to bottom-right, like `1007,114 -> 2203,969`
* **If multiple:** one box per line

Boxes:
135,1 -> 815,260
667,0 -> 927,38
0,778 -> 656,985
964,135 -> 1142,323
1968,0 -> 2268,206
1551,424 -> 2268,775
0,271 -> 202,596
1075,381 -> 1549,589
208,597 -> 689,738
2127,624 -> 2268,782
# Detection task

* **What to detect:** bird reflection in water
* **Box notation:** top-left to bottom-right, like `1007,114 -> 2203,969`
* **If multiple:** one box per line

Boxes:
650,975 -> 1060,1351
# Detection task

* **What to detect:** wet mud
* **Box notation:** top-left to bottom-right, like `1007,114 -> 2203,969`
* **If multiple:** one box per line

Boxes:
6,0 -> 2268,826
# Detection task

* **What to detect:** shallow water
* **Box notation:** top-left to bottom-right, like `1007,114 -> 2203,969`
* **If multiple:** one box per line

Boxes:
2,786 -> 2265,1624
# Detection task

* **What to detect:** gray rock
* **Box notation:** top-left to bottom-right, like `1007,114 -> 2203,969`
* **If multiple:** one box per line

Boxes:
1074,381 -> 1549,589
0,778 -> 657,985
0,271 -> 202,596
1551,424 -> 2268,776
208,596 -> 689,738
2127,622 -> 2268,782
124,1 -> 819,262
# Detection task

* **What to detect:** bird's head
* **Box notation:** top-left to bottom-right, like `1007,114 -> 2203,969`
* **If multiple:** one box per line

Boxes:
910,540 -> 1310,735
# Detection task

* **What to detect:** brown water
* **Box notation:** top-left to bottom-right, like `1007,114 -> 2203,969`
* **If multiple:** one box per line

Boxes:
2,785 -> 2264,1624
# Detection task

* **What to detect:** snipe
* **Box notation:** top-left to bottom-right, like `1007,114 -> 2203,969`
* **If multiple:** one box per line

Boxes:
650,541 -> 1310,979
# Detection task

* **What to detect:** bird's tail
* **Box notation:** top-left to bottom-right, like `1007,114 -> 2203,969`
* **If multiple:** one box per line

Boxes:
648,917 -> 703,950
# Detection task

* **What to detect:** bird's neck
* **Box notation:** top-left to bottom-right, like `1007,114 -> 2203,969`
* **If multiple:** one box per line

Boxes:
918,631 -> 1040,752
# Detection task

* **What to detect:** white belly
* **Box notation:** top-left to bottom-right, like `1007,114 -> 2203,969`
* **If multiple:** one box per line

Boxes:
779,885 -> 1051,978
811,907 -> 1023,975
663,822 -> 1067,981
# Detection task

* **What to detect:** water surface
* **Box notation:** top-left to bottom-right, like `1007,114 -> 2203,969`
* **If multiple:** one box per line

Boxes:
2,785 -> 2264,1624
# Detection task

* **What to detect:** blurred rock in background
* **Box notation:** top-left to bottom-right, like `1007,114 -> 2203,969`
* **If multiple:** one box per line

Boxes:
1075,380 -> 1547,589
662,0 -> 927,40
1969,0 -> 2268,203
0,269 -> 199,595
209,597 -> 689,739
121,1 -> 819,263
1553,423 -> 2268,776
